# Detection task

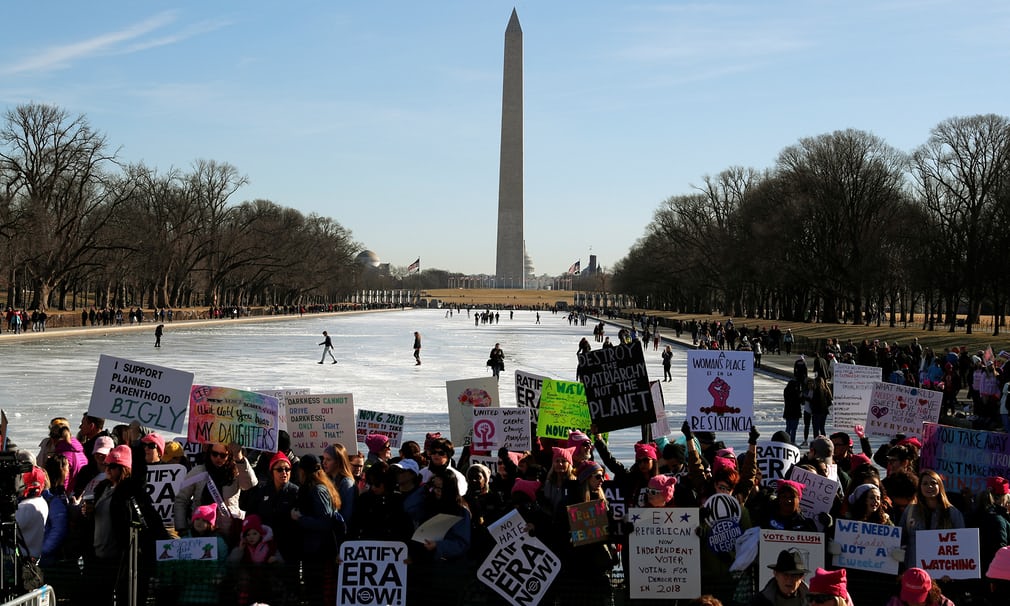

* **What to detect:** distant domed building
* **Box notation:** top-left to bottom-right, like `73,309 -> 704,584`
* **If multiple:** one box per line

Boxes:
355,250 -> 381,268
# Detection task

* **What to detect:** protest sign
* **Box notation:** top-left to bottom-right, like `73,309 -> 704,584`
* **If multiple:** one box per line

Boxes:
787,466 -> 840,527
145,464 -> 186,526
253,387 -> 310,432
865,382 -> 942,439
832,519 -> 902,575
687,351 -> 753,433
831,364 -> 883,431
188,385 -> 278,451
577,341 -> 656,432
478,533 -> 560,606
356,409 -> 405,449
602,480 -> 629,521
89,355 -> 194,434
627,507 -> 701,600
412,513 -> 463,544
337,541 -> 408,606
174,438 -> 203,468
515,370 -> 546,410
155,537 -> 219,561
567,500 -> 609,546
445,377 -> 500,448
755,441 -> 802,488
536,379 -> 592,440
284,393 -> 355,456
702,493 -> 744,554
758,530 -> 824,587
915,529 -> 981,580
487,509 -> 527,547
650,381 -> 670,439
920,422 -> 1010,494
472,407 -> 532,452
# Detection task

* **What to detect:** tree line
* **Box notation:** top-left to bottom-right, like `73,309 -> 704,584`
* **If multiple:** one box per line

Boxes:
612,114 -> 1010,335
0,103 -> 361,311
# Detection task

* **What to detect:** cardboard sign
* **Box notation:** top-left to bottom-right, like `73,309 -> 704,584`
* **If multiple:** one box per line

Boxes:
337,541 -> 408,606
156,537 -> 219,561
577,341 -> 656,433
787,466 -> 840,526
515,370 -> 547,410
832,519 -> 902,575
356,409 -> 405,449
758,530 -> 824,588
285,393 -> 355,456
920,422 -> 1010,494
89,355 -> 194,433
487,509 -> 527,547
567,499 -> 609,546
478,533 -> 560,606
755,441 -> 802,488
915,528 -> 981,580
445,377 -> 500,448
830,365 -> 882,431
472,407 -> 532,452
536,379 -> 592,440
687,351 -> 754,433
188,385 -> 279,451
253,387 -> 310,432
702,493 -> 743,554
145,464 -> 187,527
865,382 -> 942,439
627,507 -> 701,599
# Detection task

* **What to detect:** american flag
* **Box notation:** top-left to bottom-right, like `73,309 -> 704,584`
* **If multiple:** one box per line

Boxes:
407,258 -> 420,274
567,260 -> 581,275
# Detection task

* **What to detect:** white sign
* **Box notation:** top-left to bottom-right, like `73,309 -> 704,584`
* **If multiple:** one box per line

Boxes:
478,533 -> 560,606
650,381 -> 670,439
472,407 -> 532,453
865,382 -> 943,439
285,393 -> 355,456
446,377 -> 500,448
787,467 -> 840,527
145,464 -> 187,527
687,351 -> 754,433
755,441 -> 802,488
832,519 -> 902,575
412,513 -> 463,544
89,354 -> 194,433
337,541 -> 408,606
514,370 -> 546,410
758,530 -> 824,588
627,507 -> 701,599
487,509 -> 527,546
830,365 -> 882,431
253,387 -> 310,432
155,537 -> 218,561
915,528 -> 981,580
356,409 -> 405,449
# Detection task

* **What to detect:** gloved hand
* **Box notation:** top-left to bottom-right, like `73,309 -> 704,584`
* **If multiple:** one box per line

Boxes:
817,512 -> 833,529
748,424 -> 760,446
681,421 -> 693,439
827,540 -> 842,555
889,547 -> 906,562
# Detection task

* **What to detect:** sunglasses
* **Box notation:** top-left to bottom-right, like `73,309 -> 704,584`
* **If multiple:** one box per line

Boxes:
808,595 -> 835,604
591,473 -> 604,480
209,451 -> 229,459
144,443 -> 158,450
273,467 -> 292,473
107,463 -> 124,470
645,488 -> 664,496
430,450 -> 448,457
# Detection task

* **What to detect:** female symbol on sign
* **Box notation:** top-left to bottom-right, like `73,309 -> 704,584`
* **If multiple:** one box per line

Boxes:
473,419 -> 496,450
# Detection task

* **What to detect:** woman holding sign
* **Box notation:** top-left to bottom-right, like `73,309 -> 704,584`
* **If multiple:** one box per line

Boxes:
898,470 -> 965,572
174,442 -> 257,539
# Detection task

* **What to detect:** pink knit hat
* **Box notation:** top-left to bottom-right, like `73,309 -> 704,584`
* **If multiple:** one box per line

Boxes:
777,479 -> 804,499
551,446 -> 575,465
192,504 -> 218,528
712,455 -> 737,475
808,568 -> 848,601
647,474 -> 677,502
634,443 -> 658,461
987,546 -> 1010,580
511,478 -> 541,503
899,568 -> 931,603
365,434 -> 390,454
141,433 -> 165,456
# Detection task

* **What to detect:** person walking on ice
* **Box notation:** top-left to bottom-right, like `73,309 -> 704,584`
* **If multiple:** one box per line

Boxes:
318,331 -> 337,364
413,331 -> 422,365
155,324 -> 164,348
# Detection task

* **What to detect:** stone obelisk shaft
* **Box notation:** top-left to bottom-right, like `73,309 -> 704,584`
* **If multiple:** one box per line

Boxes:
495,9 -> 523,289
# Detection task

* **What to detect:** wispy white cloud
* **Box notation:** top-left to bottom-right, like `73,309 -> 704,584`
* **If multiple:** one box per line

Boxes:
0,12 -> 228,76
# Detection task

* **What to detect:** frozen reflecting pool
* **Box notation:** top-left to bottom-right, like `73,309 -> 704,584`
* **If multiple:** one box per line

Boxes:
2,309 -> 787,462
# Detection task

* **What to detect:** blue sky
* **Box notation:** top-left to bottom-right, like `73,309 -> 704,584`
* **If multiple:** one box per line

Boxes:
2,2 -> 1008,276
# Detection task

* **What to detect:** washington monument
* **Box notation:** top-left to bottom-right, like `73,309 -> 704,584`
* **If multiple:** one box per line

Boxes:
495,9 -> 524,289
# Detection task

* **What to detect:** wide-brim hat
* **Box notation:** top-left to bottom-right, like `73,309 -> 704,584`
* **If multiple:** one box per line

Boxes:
768,549 -> 809,575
